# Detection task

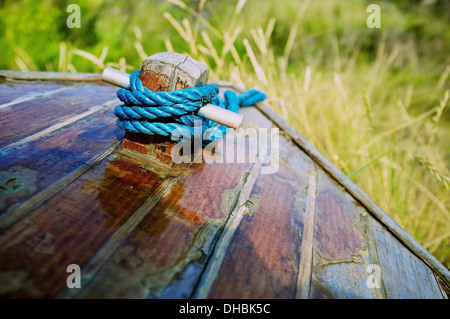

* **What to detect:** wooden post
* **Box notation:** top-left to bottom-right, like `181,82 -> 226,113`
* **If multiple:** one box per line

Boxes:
121,52 -> 210,166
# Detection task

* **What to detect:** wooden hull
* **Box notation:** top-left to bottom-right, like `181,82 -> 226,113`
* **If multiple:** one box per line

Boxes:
0,71 -> 448,299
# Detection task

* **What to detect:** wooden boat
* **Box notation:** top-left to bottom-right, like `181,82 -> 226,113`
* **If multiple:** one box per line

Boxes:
0,69 -> 448,299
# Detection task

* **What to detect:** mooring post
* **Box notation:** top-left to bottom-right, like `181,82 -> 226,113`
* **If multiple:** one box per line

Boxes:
120,52 -> 210,165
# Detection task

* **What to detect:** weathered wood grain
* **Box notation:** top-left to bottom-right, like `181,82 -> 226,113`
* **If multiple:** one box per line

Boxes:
60,105 -> 274,298
0,108 -> 122,220
203,167 -> 304,298
228,82 -> 450,286
140,52 -> 209,92
308,169 -> 444,299
371,218 -> 444,298
0,99 -> 118,155
0,80 -> 68,105
193,161 -> 262,299
57,171 -> 184,299
296,170 -> 317,299
0,84 -> 117,147
0,153 -> 164,298
0,70 -> 102,82
65,150 -> 253,298
198,132 -> 311,299
308,171 -> 379,299
0,142 -> 120,232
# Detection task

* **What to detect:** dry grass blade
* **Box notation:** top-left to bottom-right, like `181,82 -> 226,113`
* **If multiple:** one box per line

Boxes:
73,46 -> 109,69
243,38 -> 268,85
409,153 -> 450,191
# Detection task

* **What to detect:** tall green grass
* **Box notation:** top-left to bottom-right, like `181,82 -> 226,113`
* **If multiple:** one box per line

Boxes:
1,0 -> 449,264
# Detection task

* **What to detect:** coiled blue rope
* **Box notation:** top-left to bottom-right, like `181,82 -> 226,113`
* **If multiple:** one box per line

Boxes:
114,70 -> 267,141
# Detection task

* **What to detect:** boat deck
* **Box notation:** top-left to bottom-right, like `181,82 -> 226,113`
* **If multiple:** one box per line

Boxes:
0,71 -> 448,298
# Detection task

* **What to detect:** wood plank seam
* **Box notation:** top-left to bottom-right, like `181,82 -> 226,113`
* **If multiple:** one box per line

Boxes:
55,149 -> 204,299
296,169 -> 317,299
434,273 -> 450,298
119,148 -> 173,174
406,233 -> 444,298
0,84 -> 82,110
0,71 -> 102,82
225,82 -> 450,286
364,213 -> 387,299
55,174 -> 184,299
191,161 -> 262,299
0,141 -> 121,232
0,99 -> 118,155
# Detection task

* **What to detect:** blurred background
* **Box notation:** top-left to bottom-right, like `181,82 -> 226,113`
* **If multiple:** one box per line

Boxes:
0,0 -> 449,265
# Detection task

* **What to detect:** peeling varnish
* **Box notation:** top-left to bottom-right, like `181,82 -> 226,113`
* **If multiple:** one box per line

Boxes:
361,209 -> 387,298
312,172 -> 366,263
220,188 -> 241,217
0,166 -> 38,209
219,171 -> 250,217
192,161 -> 262,299
0,84 -> 79,111
142,218 -> 223,298
118,148 -> 174,179
0,142 -> 120,232
56,174 -> 183,299
241,194 -> 261,216
313,248 -> 366,267
33,232 -> 55,255
0,99 -> 117,155
296,169 -> 317,299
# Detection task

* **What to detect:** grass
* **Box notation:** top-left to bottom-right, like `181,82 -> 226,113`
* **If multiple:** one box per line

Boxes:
1,0 -> 449,265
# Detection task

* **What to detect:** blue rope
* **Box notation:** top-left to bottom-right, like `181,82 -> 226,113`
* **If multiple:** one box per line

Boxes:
114,70 -> 267,141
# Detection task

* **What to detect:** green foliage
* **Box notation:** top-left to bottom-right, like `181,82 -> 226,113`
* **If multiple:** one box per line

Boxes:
0,0 -> 64,70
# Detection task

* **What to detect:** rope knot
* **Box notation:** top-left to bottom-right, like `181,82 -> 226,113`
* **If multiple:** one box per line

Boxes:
114,69 -> 267,141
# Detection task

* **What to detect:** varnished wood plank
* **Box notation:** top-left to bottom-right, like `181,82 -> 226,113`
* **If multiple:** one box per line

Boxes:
296,170 -> 317,299
200,131 -> 312,298
0,81 -> 68,105
310,260 -> 374,299
0,70 -> 102,82
312,172 -> 367,265
228,82 -> 450,286
204,164 -> 306,298
194,128 -> 321,299
371,218 -> 444,299
67,147 -> 254,298
0,84 -> 117,147
0,144 -> 120,231
308,171 -> 378,299
0,108 -> 123,221
66,106 -> 277,298
0,99 -> 118,154
57,173 -> 183,299
361,210 -> 387,299
0,153 -> 164,298
193,161 -> 262,299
